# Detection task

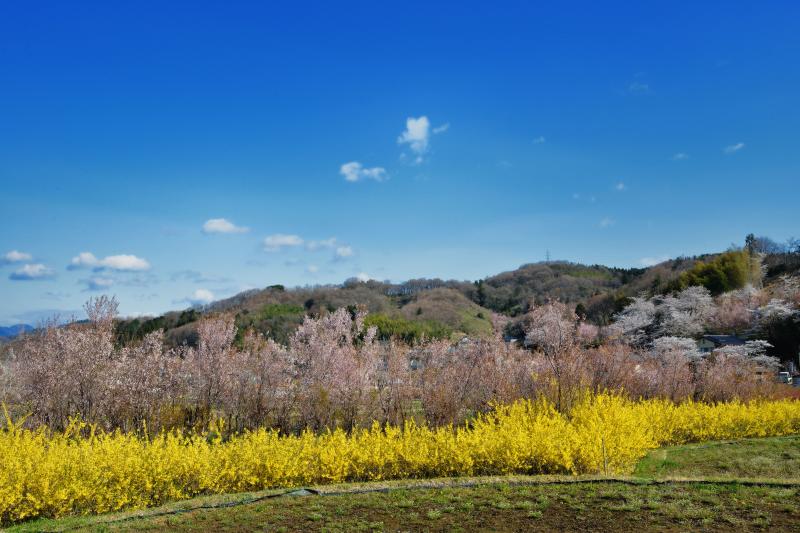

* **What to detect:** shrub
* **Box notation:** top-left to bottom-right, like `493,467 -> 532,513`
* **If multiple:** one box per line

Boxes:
676,250 -> 759,295
363,313 -> 451,343
2,393 -> 800,524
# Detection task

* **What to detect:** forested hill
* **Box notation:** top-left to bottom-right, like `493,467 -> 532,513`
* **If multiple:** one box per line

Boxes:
468,260 -> 684,321
105,237 -> 800,348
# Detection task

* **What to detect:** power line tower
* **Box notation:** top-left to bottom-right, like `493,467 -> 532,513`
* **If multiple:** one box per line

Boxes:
545,250 -> 551,263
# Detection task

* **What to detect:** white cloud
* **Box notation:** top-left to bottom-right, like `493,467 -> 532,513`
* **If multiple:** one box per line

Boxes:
672,152 -> 689,160
340,161 -> 388,182
101,255 -> 151,271
2,250 -> 32,264
615,182 -> 626,191
202,218 -> 249,234
69,252 -> 150,271
70,252 -> 98,268
532,136 -> 546,144
306,237 -> 337,251
306,264 -> 319,274
83,276 -> 114,291
724,142 -> 745,154
397,116 -> 431,157
638,256 -> 670,267
335,245 -> 354,259
599,217 -> 615,228
187,288 -> 214,306
432,122 -> 450,134
356,272 -> 371,282
9,263 -> 55,281
263,234 -> 304,252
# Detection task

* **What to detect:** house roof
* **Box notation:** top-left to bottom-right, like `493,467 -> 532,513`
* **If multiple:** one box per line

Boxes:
702,334 -> 746,346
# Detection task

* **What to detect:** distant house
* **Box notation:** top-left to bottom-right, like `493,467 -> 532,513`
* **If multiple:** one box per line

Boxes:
697,334 -> 746,354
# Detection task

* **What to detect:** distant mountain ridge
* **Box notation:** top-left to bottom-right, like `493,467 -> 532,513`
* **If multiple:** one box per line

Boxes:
0,324 -> 34,340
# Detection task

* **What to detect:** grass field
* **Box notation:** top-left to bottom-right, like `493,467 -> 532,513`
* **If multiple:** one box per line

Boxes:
635,435 -> 800,480
9,436 -> 800,532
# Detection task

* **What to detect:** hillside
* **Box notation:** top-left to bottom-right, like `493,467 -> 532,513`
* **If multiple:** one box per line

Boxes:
463,258 -> 711,325
110,261 -> 675,346
103,243 -> 799,348
398,287 -> 494,337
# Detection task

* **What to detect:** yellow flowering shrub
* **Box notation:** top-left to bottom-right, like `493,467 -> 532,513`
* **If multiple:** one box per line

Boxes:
3,394 -> 800,525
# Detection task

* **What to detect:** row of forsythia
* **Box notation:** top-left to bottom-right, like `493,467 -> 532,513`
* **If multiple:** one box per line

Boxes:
3,393 -> 800,524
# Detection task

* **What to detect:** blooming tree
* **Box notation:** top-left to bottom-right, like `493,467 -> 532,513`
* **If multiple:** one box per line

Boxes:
524,302 -> 585,410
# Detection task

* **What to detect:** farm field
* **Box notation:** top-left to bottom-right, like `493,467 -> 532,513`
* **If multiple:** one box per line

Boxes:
11,436 -> 800,532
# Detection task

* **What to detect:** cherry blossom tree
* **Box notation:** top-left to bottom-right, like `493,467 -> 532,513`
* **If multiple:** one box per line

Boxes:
289,308 -> 381,430
222,331 -> 294,431
614,287 -> 715,345
524,302 -> 585,410
657,286 -> 715,338
610,296 -> 656,347
11,296 -> 117,428
184,315 -> 237,426
711,286 -> 760,334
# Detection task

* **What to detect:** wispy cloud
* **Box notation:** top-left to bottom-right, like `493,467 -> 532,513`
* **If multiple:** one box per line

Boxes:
672,152 -> 689,160
638,256 -> 670,267
69,252 -> 151,271
532,136 -> 546,144
118,273 -> 159,288
306,264 -> 319,274
724,142 -> 745,154
2,250 -> 33,264
82,276 -> 114,291
627,81 -> 650,94
335,245 -> 354,259
170,270 -> 231,284
306,237 -> 337,251
2,308 -> 81,326
572,193 -> 597,203
432,122 -> 450,134
9,263 -> 56,281
599,217 -> 615,228
615,182 -> 626,191
263,234 -> 304,252
43,291 -> 71,301
202,218 -> 249,234
340,161 -> 388,182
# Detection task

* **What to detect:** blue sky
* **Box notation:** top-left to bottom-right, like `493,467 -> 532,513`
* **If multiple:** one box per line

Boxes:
1,1 -> 799,324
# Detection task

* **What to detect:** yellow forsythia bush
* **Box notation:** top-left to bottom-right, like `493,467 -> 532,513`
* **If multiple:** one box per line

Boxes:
3,393 -> 800,524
